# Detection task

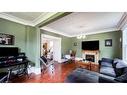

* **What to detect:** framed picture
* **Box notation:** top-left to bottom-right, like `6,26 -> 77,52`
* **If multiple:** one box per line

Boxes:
0,33 -> 14,45
105,39 -> 112,46
74,42 -> 77,46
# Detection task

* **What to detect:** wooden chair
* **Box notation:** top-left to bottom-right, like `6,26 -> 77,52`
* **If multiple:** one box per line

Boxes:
40,56 -> 54,74
0,69 -> 12,83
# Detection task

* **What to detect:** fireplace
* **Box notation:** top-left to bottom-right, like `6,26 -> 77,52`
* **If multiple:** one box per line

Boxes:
86,54 -> 95,62
82,50 -> 99,64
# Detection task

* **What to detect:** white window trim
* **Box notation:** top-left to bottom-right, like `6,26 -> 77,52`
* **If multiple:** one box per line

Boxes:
122,29 -> 127,62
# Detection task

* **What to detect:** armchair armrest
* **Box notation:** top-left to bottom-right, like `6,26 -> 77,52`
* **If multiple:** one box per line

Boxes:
99,74 -> 118,83
98,60 -> 102,66
98,60 -> 102,72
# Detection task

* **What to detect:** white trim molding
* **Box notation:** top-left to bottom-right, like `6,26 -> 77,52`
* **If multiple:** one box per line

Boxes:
0,13 -> 32,25
72,27 -> 119,37
122,29 -> 127,61
117,12 -> 127,30
41,34 -> 62,62
41,26 -> 72,37
28,67 -> 41,75
0,12 -> 58,26
41,26 -> 119,37
42,34 -> 62,40
0,12 -> 126,37
32,12 -> 58,26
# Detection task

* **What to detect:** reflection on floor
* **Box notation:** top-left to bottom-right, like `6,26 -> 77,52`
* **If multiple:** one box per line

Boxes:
11,62 -> 77,83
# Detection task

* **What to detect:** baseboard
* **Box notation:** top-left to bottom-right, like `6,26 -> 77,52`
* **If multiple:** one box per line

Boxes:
28,67 -> 41,75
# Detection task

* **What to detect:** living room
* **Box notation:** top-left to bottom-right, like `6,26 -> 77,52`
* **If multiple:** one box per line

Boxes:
0,12 -> 127,83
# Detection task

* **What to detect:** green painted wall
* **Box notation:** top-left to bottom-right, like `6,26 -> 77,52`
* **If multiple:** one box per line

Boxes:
0,18 -> 122,67
0,18 -> 72,67
0,18 -> 26,52
0,18 -> 38,66
40,30 -> 72,57
25,26 -> 38,66
71,31 -> 122,59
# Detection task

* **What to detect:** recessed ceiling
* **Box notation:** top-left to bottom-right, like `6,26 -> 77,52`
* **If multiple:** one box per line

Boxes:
0,12 -> 125,37
0,12 -> 58,26
42,12 -> 124,37
5,12 -> 44,21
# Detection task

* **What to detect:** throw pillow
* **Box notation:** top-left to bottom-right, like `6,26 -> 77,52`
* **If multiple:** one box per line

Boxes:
102,58 -> 113,63
101,62 -> 112,67
114,72 -> 127,82
114,59 -> 127,68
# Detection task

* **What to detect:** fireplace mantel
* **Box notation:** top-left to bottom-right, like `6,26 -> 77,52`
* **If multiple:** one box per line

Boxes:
82,50 -> 100,53
82,50 -> 100,64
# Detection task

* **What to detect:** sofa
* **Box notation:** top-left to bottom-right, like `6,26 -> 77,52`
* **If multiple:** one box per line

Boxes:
66,58 -> 127,83
99,58 -> 127,83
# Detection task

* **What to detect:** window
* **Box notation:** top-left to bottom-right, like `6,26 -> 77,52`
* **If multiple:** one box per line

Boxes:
123,29 -> 127,61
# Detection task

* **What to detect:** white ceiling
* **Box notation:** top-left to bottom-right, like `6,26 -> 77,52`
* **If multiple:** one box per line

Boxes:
0,12 -> 125,37
0,12 -> 57,26
42,12 -> 124,37
5,12 -> 44,21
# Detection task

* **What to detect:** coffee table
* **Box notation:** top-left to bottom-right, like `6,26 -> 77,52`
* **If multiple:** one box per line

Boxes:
76,61 -> 99,72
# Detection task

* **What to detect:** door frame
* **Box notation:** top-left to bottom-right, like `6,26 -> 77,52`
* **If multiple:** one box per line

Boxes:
40,34 -> 62,62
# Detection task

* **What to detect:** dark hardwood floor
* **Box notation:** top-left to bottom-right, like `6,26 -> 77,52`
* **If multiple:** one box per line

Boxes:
11,61 -> 99,83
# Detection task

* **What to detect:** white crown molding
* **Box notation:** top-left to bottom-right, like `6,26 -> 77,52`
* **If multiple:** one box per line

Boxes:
41,26 -> 119,37
32,12 -> 58,26
42,34 -> 62,40
0,12 -> 125,37
0,13 -> 33,26
40,13 -> 125,37
71,27 -> 119,37
0,12 -> 58,26
117,12 -> 127,30
41,26 -> 72,37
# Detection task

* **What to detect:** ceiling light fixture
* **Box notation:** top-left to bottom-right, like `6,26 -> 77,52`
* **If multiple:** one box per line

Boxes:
77,35 -> 86,39
77,31 -> 86,39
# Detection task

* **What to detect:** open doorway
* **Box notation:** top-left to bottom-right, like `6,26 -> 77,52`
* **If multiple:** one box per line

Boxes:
42,38 -> 53,60
41,34 -> 61,62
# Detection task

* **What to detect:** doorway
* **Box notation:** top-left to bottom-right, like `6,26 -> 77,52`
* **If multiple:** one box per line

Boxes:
41,34 -> 61,62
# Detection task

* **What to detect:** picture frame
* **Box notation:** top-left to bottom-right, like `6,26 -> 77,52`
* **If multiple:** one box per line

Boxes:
0,33 -> 14,45
105,39 -> 112,46
74,42 -> 77,46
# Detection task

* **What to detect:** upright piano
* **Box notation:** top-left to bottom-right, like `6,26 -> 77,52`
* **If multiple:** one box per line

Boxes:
0,47 -> 29,78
